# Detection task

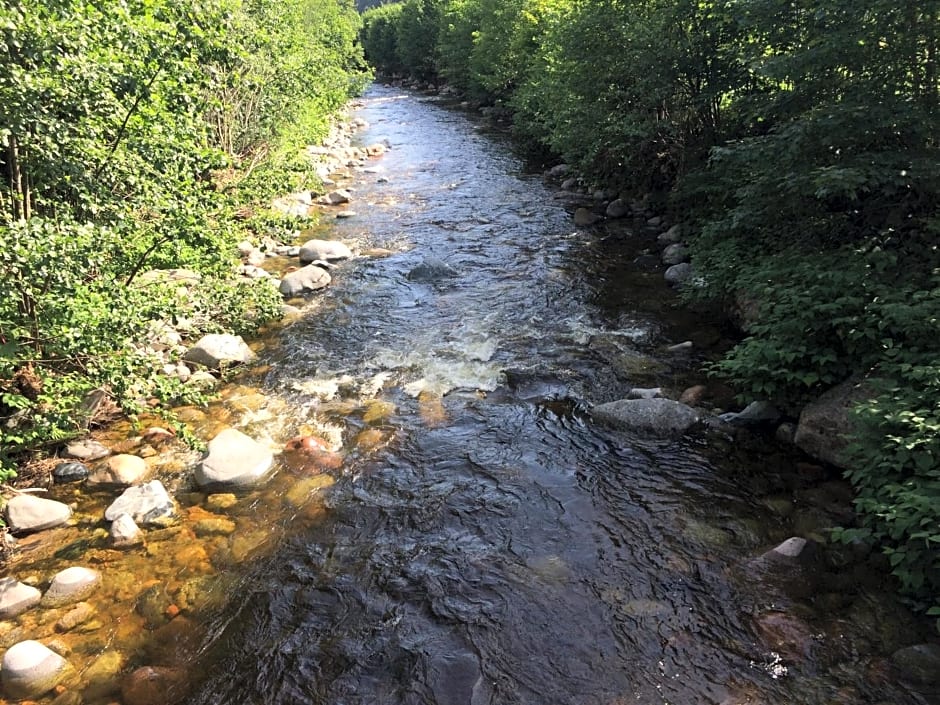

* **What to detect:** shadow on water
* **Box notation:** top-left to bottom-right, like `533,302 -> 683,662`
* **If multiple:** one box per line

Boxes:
184,85 -> 934,705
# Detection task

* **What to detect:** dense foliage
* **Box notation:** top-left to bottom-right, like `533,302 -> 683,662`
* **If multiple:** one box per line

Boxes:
0,0 -> 367,477
361,0 -> 940,612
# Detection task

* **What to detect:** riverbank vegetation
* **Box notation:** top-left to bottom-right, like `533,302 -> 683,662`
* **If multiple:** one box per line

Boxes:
361,0 -> 940,614
0,0 -> 368,477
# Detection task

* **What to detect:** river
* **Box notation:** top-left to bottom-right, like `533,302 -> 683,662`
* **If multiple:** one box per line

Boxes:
173,85 -> 934,705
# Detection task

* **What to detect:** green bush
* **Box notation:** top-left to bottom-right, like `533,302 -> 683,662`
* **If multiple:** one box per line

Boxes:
0,0 -> 367,478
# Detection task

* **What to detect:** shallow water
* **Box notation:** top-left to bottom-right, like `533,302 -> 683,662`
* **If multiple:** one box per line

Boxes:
181,87 -> 933,705
4,85 -> 935,705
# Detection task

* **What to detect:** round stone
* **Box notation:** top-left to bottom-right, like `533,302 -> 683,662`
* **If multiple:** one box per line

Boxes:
0,577 -> 42,619
110,513 -> 144,547
52,461 -> 90,484
1,640 -> 71,699
41,567 -> 101,608
88,454 -> 149,485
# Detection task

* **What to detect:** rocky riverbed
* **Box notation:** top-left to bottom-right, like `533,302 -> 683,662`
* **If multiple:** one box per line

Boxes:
1,85 -> 938,705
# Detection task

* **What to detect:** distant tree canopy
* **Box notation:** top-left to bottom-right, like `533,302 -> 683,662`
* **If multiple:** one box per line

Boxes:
361,0 -> 940,616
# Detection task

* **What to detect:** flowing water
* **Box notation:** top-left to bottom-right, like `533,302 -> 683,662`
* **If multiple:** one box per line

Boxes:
4,85 -> 935,705
180,87 -> 934,705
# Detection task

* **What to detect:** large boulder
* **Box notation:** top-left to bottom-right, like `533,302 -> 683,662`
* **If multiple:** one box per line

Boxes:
0,578 -> 41,618
590,398 -> 701,437
298,239 -> 353,263
183,334 -> 255,370
5,495 -> 72,533
794,378 -> 871,468
104,481 -> 177,528
279,265 -> 332,297
195,428 -> 274,488
1,640 -> 72,699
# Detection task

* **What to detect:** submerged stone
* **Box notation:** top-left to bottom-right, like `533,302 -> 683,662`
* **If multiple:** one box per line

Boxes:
195,428 -> 274,488
590,398 -> 701,437
1,640 -> 72,699
104,481 -> 177,527
42,567 -> 101,608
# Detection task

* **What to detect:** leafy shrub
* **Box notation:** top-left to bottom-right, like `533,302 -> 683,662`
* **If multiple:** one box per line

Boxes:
0,0 -> 367,478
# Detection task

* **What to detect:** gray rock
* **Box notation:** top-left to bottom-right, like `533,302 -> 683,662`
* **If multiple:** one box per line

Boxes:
87,454 -> 149,486
110,513 -> 144,547
626,387 -> 663,400
891,643 -> 940,684
664,262 -> 692,286
5,495 -> 72,533
41,567 -> 101,608
0,578 -> 41,618
1,640 -> 71,699
605,199 -> 630,219
279,265 -> 332,297
63,439 -> 110,461
195,428 -> 274,488
590,398 -> 701,437
661,243 -> 689,265
547,163 -> 570,180
183,334 -> 255,369
270,191 -> 313,217
319,189 -> 351,205
298,239 -> 353,263
795,378 -> 871,469
238,264 -> 270,279
775,421 -> 798,444
53,461 -> 89,484
647,215 -> 663,227
335,210 -> 356,219
560,177 -> 578,191
186,370 -> 217,390
104,481 -> 177,527
720,401 -> 782,427
407,258 -> 457,282
573,208 -> 602,227
657,224 -> 682,244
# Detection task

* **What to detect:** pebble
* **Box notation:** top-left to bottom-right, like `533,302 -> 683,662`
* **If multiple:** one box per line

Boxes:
55,602 -> 96,633
205,493 -> 238,511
